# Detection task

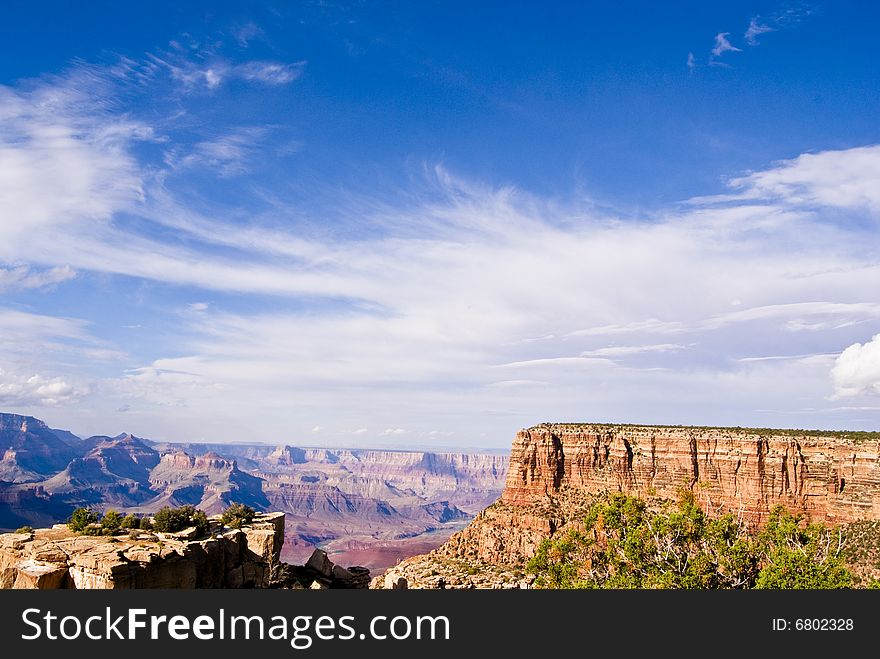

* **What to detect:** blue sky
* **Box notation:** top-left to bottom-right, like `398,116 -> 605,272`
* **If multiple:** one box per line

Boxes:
1,1 -> 880,447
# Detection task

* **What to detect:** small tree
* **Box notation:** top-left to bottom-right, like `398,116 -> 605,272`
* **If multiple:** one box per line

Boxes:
101,510 -> 124,534
120,514 -> 140,529
152,505 -> 209,536
754,506 -> 853,589
68,508 -> 101,534
221,503 -> 256,529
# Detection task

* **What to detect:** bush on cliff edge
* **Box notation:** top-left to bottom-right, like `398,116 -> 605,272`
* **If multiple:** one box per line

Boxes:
152,505 -> 209,536
527,492 -> 853,589
220,502 -> 256,529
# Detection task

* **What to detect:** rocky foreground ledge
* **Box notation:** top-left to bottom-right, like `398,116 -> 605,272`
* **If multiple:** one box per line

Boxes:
0,512 -> 369,589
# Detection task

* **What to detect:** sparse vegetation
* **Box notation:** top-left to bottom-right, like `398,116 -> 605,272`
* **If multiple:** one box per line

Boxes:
531,422 -> 880,443
527,491 -> 854,589
101,510 -> 124,534
120,513 -> 140,529
67,507 -> 101,534
64,506 -> 207,538
152,505 -> 209,536
220,502 -> 256,529
14,525 -> 33,534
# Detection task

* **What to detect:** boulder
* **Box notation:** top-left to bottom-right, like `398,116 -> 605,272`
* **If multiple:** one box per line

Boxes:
305,548 -> 334,578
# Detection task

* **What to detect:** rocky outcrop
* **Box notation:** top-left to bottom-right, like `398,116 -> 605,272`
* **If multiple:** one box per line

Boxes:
0,513 -> 287,589
375,423 -> 880,588
0,512 -> 370,589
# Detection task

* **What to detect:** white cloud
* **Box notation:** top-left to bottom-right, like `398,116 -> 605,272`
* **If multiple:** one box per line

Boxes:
311,425 -> 324,433
0,78 -> 146,250
728,144 -> 880,213
234,61 -> 305,85
711,32 -> 742,58
580,344 -> 685,358
687,52 -> 696,70
744,17 -> 775,45
832,334 -> 880,397
0,368 -> 88,406
0,265 -> 75,290
150,51 -> 305,91
166,127 -> 270,177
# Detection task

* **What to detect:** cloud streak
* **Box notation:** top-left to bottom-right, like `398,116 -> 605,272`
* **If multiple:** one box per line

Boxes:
711,33 -> 742,58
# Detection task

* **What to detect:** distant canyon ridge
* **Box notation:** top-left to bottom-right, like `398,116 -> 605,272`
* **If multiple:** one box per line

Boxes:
0,413 -> 508,572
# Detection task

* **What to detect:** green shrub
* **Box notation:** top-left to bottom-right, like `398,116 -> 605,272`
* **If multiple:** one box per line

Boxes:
221,503 -> 256,529
754,507 -> 852,589
101,510 -> 124,534
152,505 -> 209,536
527,493 -> 853,590
14,525 -> 34,534
68,508 -> 101,534
120,514 -> 140,529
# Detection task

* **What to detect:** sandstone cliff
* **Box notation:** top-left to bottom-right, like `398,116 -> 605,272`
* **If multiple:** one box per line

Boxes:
504,424 -> 880,524
375,423 -> 880,588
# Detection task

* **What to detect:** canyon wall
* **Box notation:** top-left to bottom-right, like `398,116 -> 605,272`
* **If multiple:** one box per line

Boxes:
503,424 -> 880,524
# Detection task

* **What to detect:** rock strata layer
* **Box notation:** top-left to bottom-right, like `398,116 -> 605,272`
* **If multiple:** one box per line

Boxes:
503,424 -> 880,524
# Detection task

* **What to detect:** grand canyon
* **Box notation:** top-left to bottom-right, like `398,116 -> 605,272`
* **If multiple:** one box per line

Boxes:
0,412 -> 508,572
5,415 -> 880,589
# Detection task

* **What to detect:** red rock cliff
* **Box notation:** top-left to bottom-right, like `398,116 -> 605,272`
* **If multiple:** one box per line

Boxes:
503,424 -> 880,524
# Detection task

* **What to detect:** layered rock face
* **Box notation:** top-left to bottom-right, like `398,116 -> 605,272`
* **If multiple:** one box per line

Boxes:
504,424 -> 880,524
0,512 -> 285,589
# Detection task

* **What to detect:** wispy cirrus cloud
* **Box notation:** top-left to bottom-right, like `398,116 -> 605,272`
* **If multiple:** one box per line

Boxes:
0,265 -> 76,291
693,4 -> 816,69
711,33 -> 742,59
166,127 -> 267,176
148,51 -> 305,90
233,22 -> 265,48
744,17 -> 775,45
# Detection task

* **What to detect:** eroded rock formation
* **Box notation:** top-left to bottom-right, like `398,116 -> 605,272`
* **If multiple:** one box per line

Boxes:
0,512 -> 285,589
